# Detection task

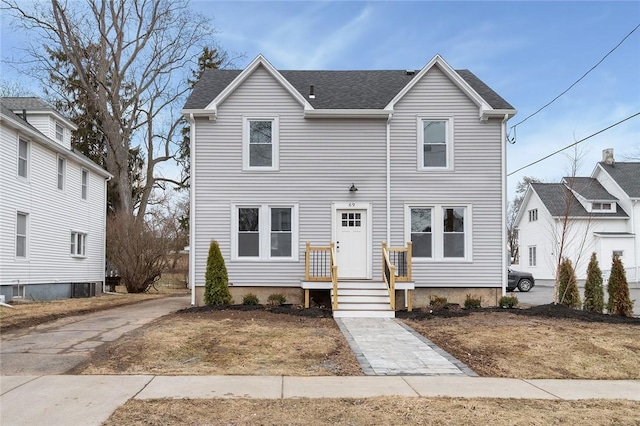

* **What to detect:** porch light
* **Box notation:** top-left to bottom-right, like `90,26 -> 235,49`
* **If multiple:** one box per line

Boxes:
349,183 -> 358,192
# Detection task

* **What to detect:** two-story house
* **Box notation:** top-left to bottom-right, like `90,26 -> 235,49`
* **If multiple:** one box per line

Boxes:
183,54 -> 516,316
0,97 -> 112,302
514,149 -> 639,287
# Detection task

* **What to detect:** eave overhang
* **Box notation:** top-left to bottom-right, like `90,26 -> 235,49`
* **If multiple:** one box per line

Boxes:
304,109 -> 391,119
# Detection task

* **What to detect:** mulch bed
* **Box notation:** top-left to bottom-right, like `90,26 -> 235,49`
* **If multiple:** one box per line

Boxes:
178,304 -> 333,318
396,303 -> 640,325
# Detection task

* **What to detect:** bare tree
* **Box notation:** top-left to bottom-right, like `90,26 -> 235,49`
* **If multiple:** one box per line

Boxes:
2,0 -> 217,216
0,79 -> 35,97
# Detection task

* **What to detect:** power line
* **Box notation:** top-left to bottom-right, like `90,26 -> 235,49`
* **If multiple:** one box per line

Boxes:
508,23 -> 640,141
507,112 -> 640,177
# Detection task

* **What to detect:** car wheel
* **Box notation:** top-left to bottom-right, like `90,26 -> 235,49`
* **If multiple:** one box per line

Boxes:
518,279 -> 532,292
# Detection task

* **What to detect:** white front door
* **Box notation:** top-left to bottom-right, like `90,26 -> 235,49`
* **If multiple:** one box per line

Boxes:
335,209 -> 368,278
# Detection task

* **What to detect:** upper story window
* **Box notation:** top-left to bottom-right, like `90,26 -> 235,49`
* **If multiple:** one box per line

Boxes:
70,231 -> 87,257
18,138 -> 29,178
55,122 -> 64,142
243,117 -> 279,170
16,212 -> 28,258
592,202 -> 613,211
57,156 -> 66,190
528,209 -> 538,222
81,169 -> 88,199
418,117 -> 453,170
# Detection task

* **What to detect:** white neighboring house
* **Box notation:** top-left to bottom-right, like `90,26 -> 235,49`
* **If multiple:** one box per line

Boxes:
0,97 -> 112,301
515,150 -> 639,287
183,54 -> 517,314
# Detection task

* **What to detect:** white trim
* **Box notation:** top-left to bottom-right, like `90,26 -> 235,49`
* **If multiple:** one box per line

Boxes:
404,203 -> 473,262
205,54 -> 313,116
70,231 -> 88,258
57,155 -> 66,191
188,114 -> 196,305
81,168 -> 88,200
501,113 -> 509,294
331,202 -> 373,279
242,116 -> 280,171
231,203 -> 299,262
417,116 -> 454,171
15,211 -> 28,259
304,109 -> 390,118
55,121 -> 64,142
17,136 -> 29,180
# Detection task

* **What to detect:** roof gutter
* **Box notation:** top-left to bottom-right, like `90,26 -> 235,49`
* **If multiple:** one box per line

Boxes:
482,108 -> 517,121
181,109 -> 216,121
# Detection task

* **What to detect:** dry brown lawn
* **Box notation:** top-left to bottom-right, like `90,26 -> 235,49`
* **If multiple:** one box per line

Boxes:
0,287 -> 186,333
105,397 -> 640,426
403,312 -> 640,379
74,309 -> 362,376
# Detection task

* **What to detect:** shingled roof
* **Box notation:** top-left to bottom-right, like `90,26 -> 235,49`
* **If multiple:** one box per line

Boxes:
184,68 -> 514,111
531,183 -> 628,218
563,177 -> 618,201
598,162 -> 640,198
1,97 -> 56,111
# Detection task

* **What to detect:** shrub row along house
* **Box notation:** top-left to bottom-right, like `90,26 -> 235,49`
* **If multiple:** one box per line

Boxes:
0,98 -> 111,302
515,150 -> 639,287
183,54 -> 516,317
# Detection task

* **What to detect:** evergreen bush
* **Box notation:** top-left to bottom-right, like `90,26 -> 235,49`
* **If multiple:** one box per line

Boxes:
607,253 -> 633,317
204,240 -> 232,306
242,293 -> 260,305
498,295 -> 519,308
463,294 -> 482,309
583,252 -> 604,313
557,257 -> 581,308
267,293 -> 287,306
429,295 -> 448,310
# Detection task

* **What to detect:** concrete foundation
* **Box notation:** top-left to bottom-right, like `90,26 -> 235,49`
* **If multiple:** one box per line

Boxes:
194,286 -> 304,307
396,287 -> 502,309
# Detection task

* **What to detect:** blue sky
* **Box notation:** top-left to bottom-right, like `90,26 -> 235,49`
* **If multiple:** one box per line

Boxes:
2,1 -> 639,199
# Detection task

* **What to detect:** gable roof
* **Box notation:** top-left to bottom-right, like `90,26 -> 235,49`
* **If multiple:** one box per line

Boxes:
530,183 -> 628,218
2,97 -> 78,130
563,177 -> 618,201
0,99 -> 111,179
183,56 -> 514,112
597,162 -> 640,198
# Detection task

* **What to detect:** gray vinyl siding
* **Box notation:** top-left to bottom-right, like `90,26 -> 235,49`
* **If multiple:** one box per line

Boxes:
193,64 -> 505,289
0,122 -> 107,297
390,65 -> 503,287
193,65 -> 387,287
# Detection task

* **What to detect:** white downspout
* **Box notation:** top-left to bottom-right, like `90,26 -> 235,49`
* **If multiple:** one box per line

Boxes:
386,114 -> 392,244
189,113 -> 196,306
501,114 -> 509,297
634,199 -> 639,286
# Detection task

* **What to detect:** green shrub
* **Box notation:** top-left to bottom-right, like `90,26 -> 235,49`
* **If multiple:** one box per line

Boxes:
429,295 -> 448,310
204,240 -> 232,306
607,253 -> 634,317
267,293 -> 287,306
583,252 -> 604,314
557,257 -> 581,308
242,293 -> 260,305
498,295 -> 519,308
464,294 -> 482,309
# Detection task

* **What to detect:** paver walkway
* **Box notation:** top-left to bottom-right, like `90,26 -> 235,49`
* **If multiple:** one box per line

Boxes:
335,317 -> 476,376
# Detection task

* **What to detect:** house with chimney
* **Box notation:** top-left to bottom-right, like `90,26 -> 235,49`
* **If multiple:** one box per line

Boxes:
514,149 -> 639,287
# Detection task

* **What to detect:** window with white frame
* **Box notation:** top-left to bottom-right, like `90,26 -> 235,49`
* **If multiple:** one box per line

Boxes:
57,156 -> 66,190
234,204 -> 297,260
81,169 -> 88,199
16,212 -> 27,258
528,209 -> 538,222
70,232 -> 87,257
55,122 -> 64,142
613,250 -> 624,258
406,205 -> 470,261
18,138 -> 28,178
418,117 -> 453,170
528,246 -> 537,267
243,117 -> 279,170
592,202 -> 613,211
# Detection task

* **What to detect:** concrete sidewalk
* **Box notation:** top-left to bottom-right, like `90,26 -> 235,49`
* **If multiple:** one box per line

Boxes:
2,375 -> 639,426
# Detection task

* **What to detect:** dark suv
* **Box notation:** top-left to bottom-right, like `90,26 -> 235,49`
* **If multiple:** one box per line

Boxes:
507,269 -> 535,292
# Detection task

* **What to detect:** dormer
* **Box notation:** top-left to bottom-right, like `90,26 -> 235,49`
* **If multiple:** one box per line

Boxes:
562,177 -> 619,214
1,97 -> 76,149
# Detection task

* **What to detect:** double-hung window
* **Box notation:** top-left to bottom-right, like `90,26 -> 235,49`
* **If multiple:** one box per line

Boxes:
234,204 -> 297,260
81,169 -> 88,199
55,122 -> 64,142
243,117 -> 279,170
18,138 -> 28,178
406,204 -> 471,261
57,156 -> 66,190
418,117 -> 453,170
528,246 -> 537,267
16,213 -> 27,258
71,232 -> 87,257
528,209 -> 538,222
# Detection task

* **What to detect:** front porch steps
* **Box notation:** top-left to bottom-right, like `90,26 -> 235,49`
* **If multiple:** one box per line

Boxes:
331,281 -> 395,318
